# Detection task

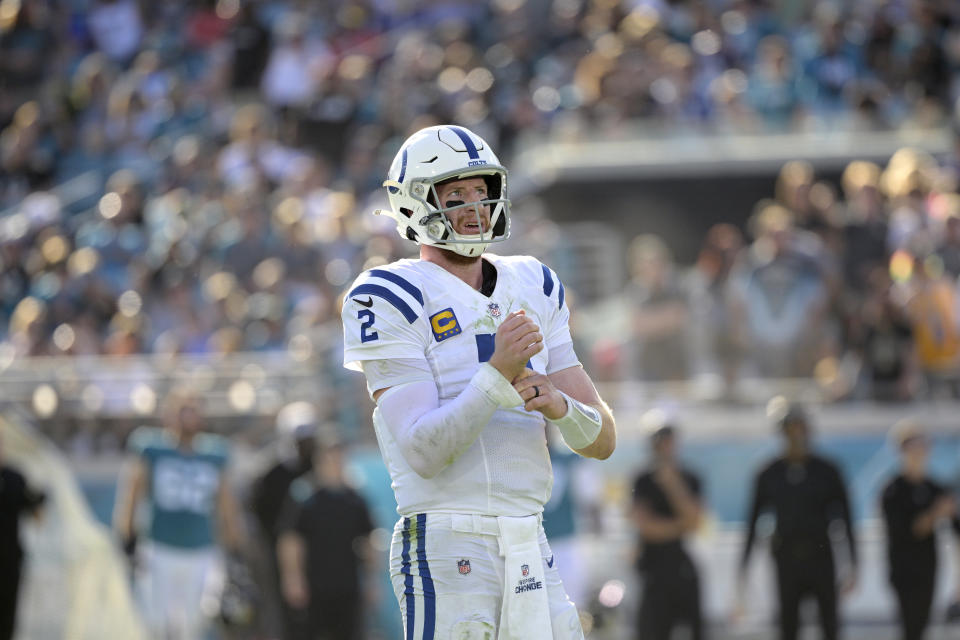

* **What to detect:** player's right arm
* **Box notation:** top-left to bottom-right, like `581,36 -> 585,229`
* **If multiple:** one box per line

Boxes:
342,268 -> 542,478
371,310 -> 542,478
113,454 -> 147,553
735,463 -> 771,620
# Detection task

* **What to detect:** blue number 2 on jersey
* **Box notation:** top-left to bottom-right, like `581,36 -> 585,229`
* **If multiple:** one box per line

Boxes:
358,309 -> 378,343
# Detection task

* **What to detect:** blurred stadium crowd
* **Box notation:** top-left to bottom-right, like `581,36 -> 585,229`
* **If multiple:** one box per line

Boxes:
1,0 -> 960,409
612,149 -> 960,403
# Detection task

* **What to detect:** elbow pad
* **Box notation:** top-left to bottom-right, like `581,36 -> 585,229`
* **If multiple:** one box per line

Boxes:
548,391 -> 602,450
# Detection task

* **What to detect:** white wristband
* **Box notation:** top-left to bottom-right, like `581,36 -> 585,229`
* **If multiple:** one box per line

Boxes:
471,362 -> 524,408
549,391 -> 602,450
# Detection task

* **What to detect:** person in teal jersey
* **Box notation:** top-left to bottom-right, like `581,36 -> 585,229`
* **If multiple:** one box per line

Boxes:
114,389 -> 245,640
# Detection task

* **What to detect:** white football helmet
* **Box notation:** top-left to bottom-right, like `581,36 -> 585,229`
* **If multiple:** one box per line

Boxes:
379,125 -> 510,257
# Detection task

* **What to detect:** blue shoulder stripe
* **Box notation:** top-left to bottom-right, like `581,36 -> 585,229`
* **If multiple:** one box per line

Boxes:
541,264 -> 555,297
447,126 -> 480,159
558,279 -> 565,309
348,283 -> 418,323
369,269 -> 424,305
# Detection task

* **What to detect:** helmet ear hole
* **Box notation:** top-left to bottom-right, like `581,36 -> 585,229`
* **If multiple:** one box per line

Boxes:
406,227 -> 419,241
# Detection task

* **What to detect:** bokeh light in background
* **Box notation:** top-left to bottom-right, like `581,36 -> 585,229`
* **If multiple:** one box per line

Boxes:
130,384 -> 157,415
597,579 -> 626,608
31,384 -> 58,418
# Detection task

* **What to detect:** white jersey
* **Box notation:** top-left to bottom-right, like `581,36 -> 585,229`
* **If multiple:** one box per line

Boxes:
342,254 -> 580,517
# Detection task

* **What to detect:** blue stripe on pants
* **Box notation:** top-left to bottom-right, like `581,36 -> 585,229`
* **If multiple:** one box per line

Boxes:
401,517 -> 415,639
416,513 -> 436,639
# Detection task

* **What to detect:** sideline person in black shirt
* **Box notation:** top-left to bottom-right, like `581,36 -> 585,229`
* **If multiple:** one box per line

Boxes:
738,402 -> 857,640
881,420 -> 960,640
0,431 -> 45,640
278,433 -> 375,640
250,402 -> 318,640
631,413 -> 705,640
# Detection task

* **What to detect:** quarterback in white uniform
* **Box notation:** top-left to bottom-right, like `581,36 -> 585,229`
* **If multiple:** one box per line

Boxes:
341,125 -> 616,640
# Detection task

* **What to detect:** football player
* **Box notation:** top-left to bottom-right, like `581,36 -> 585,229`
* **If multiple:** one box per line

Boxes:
341,125 -> 616,639
114,389 -> 245,640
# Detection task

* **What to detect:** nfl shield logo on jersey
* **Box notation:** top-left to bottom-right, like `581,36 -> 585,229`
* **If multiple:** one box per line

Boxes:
487,302 -> 501,318
521,564 -> 529,577
458,559 -> 471,575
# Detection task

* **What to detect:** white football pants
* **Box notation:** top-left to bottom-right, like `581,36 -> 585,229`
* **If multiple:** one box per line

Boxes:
389,513 -> 584,640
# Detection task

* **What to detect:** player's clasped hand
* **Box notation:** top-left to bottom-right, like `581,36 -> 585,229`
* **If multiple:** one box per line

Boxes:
512,369 -> 567,420
487,310 -> 543,382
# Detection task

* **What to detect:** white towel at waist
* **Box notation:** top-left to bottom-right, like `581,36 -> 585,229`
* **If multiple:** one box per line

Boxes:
497,515 -> 554,640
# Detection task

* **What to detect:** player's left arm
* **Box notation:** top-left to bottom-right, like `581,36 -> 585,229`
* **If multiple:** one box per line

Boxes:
513,365 -> 616,459
277,530 -> 309,609
829,463 -> 858,569
828,463 -> 858,593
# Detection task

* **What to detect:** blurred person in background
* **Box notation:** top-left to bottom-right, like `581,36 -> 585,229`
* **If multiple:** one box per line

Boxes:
902,250 -> 960,398
737,401 -> 857,640
0,428 -> 45,640
260,14 -> 331,112
731,202 -> 832,377
626,234 -> 690,381
881,420 -> 960,640
685,223 -> 745,398
631,411 -> 706,640
277,430 -> 375,640
852,269 -> 918,402
227,2 -> 270,93
883,148 -> 939,252
746,35 -> 801,130
249,401 -> 318,640
776,161 -> 822,238
216,105 -> 307,191
840,160 -> 891,376
935,205 -> 960,280
801,15 -> 860,120
113,389 -> 245,640
86,0 -> 143,65
840,161 -> 889,295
